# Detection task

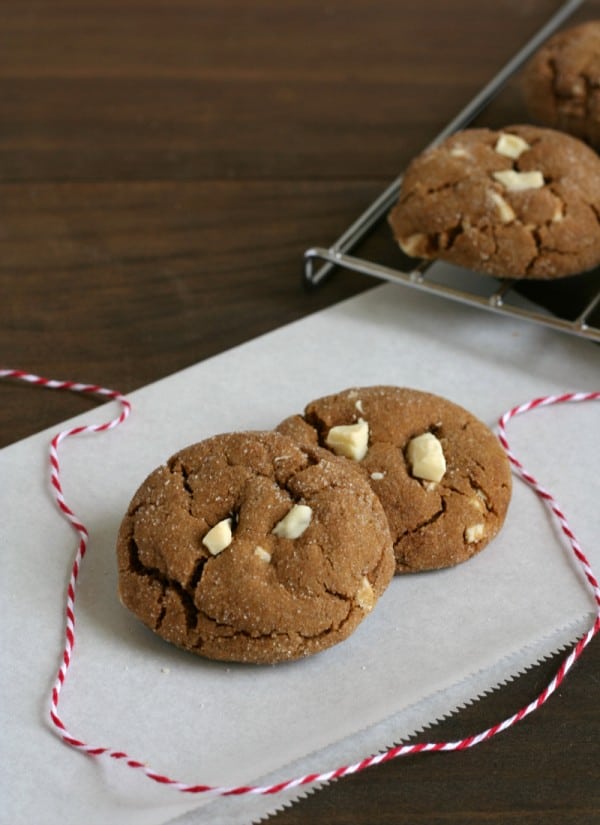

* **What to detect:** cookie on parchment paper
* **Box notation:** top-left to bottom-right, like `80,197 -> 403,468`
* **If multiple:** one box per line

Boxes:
388,125 -> 600,279
117,430 -> 395,664
277,386 -> 512,575
521,20 -> 600,149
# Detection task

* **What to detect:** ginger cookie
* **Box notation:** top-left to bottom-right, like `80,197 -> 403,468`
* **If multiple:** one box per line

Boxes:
116,431 -> 395,664
277,387 -> 512,574
388,125 -> 600,279
521,20 -> 600,149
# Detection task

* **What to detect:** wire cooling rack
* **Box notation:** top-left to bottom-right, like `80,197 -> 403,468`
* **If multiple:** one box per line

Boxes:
304,0 -> 600,342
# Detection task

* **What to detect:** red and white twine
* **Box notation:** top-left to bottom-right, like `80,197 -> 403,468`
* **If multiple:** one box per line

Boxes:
2,370 -> 599,796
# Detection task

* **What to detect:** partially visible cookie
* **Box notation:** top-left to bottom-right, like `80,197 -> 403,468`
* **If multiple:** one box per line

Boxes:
521,20 -> 600,149
277,387 -> 512,574
388,125 -> 600,279
116,431 -> 395,664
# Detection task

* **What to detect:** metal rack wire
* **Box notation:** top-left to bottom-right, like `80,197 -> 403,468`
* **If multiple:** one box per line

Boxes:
303,0 -> 599,343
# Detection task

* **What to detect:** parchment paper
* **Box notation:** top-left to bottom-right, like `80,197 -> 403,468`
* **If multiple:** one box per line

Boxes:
1,278 -> 598,825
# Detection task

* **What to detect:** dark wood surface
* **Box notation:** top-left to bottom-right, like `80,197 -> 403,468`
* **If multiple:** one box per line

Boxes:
2,1 -> 599,822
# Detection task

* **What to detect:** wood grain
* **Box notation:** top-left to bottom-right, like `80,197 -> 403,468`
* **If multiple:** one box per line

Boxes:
1,0 -> 599,821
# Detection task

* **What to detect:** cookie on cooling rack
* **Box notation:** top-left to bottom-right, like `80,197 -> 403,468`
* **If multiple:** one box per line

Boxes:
277,386 -> 512,575
116,431 -> 395,664
521,20 -> 600,149
387,125 -> 600,279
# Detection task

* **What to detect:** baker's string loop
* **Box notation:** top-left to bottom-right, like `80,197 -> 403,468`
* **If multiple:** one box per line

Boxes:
1,369 -> 598,796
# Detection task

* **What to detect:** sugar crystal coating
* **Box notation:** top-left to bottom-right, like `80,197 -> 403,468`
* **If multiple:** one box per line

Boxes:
116,430 -> 394,663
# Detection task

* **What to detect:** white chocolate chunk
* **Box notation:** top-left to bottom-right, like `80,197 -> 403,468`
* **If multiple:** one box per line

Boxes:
272,503 -> 313,539
398,232 -> 427,257
494,133 -> 531,159
489,190 -> 515,223
470,496 -> 485,513
470,488 -> 489,512
406,432 -> 446,483
254,545 -> 271,562
355,399 -> 365,415
552,201 -> 564,222
325,418 -> 369,461
355,576 -> 375,612
465,523 -> 485,544
370,471 -> 385,481
450,146 -> 471,159
493,169 -> 544,192
202,518 -> 233,555
476,488 -> 488,504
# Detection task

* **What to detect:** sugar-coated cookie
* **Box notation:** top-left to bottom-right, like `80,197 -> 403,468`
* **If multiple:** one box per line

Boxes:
117,431 -> 395,664
388,125 -> 600,279
277,387 -> 512,574
522,20 -> 600,149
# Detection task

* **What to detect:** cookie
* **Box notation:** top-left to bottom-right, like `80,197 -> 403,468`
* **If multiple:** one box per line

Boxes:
277,387 -> 512,574
521,20 -> 600,149
388,125 -> 600,279
116,430 -> 395,664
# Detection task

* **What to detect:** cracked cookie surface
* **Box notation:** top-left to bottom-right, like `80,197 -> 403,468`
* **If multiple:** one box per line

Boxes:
277,387 -> 512,574
388,125 -> 600,279
116,430 -> 395,664
521,20 -> 600,149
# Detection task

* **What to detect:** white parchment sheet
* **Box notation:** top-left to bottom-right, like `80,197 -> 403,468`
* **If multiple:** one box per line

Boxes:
1,280 -> 599,825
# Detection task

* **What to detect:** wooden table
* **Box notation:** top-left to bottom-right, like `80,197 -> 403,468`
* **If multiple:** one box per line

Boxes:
2,1 -> 599,822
